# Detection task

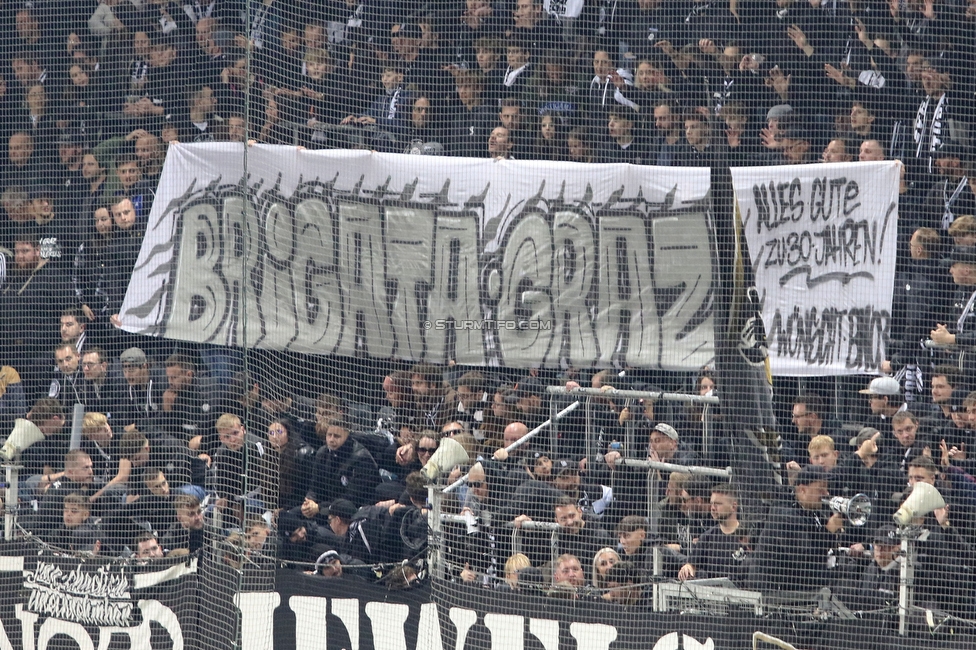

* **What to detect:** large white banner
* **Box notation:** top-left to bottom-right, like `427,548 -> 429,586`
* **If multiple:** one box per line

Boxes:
121,145 -> 715,370
732,161 -> 899,376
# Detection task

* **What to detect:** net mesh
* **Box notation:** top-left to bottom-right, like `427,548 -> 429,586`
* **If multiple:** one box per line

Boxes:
0,0 -> 974,649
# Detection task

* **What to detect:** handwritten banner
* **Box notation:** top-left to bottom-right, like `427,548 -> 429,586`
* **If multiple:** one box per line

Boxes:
731,162 -> 899,376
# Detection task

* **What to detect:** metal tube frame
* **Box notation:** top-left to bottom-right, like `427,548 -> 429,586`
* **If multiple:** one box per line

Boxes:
547,386 -> 720,405
616,458 -> 733,477
443,401 -> 581,493
898,531 -> 917,636
4,464 -> 19,542
509,521 -> 561,584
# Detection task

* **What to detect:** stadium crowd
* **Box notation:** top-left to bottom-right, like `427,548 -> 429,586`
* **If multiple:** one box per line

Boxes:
0,0 -> 975,611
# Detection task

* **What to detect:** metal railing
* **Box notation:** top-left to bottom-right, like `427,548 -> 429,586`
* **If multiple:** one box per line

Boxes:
545,385 -> 720,462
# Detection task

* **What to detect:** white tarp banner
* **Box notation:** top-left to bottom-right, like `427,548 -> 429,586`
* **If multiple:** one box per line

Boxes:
121,144 -> 715,370
731,161 -> 900,376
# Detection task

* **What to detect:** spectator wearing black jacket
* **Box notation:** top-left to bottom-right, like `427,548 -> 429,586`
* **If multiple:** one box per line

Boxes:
79,347 -> 124,419
747,465 -> 846,592
597,422 -> 699,522
211,413 -> 272,520
930,245 -> 976,377
832,427 -> 903,523
159,353 -> 213,447
266,416 -> 315,510
598,107 -> 647,164
1,231 -> 72,376
886,228 -> 954,380
678,484 -> 751,585
161,493 -> 205,554
105,196 -> 146,335
513,495 -> 613,568
27,448 -> 94,541
302,416 -> 379,515
115,347 -> 164,431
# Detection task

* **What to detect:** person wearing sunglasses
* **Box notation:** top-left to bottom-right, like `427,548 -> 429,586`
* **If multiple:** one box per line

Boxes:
414,432 -> 440,467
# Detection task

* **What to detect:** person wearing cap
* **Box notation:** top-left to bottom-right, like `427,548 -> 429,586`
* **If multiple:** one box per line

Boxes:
859,376 -> 906,436
747,465 -> 846,592
599,107 -> 646,164
929,389 -> 974,461
597,420 -> 698,523
160,493 -> 206,554
848,524 -> 902,609
603,421 -> 693,471
317,498 -> 360,553
115,347 -> 163,431
779,126 -> 815,164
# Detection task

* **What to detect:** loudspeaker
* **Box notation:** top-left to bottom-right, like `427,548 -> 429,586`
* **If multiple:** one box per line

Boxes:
823,493 -> 872,526
893,482 -> 946,526
421,437 -> 470,481
0,419 -> 45,461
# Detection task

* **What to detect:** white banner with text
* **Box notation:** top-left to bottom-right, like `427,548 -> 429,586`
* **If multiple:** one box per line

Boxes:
731,161 -> 900,376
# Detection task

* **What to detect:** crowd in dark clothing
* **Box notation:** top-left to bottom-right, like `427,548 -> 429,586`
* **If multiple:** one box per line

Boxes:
3,0 -> 976,612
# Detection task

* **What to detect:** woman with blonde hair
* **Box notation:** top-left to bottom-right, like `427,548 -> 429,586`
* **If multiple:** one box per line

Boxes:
592,547 -> 620,589
501,553 -> 531,591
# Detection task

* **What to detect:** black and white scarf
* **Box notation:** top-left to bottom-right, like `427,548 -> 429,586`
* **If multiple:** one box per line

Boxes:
914,92 -> 948,166
941,176 -> 969,230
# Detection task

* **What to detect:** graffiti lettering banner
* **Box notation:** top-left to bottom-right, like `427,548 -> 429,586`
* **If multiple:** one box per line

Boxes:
731,162 -> 899,376
121,145 -> 715,369
0,550 -> 200,650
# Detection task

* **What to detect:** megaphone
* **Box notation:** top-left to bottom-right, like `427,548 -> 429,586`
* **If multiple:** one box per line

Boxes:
0,419 -> 45,461
893,481 -> 946,526
421,437 -> 470,481
823,493 -> 872,526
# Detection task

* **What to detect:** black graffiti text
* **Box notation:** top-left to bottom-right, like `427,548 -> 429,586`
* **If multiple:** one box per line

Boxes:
768,305 -> 889,370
